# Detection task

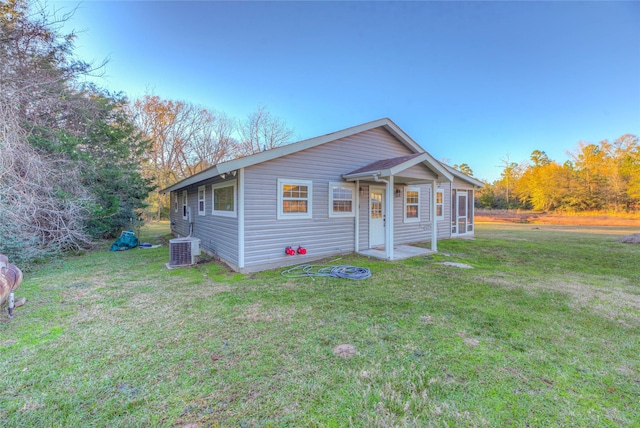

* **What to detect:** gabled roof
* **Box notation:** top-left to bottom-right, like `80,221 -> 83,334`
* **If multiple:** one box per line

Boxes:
161,118 -> 453,193
345,153 -> 423,176
343,153 -> 453,183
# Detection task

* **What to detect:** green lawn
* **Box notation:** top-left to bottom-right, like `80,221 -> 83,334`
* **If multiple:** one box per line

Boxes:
1,222 -> 639,426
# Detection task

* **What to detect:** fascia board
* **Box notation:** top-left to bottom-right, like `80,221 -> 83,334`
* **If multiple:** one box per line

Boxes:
161,166 -> 220,193
342,172 -> 379,181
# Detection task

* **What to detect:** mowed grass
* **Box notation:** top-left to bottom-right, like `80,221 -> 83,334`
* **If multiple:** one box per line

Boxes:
1,221 -> 639,426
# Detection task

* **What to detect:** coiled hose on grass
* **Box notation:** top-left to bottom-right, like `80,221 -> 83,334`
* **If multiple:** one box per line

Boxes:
281,264 -> 371,280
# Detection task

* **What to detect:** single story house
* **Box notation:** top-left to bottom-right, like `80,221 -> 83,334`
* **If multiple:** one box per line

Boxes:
161,118 -> 484,272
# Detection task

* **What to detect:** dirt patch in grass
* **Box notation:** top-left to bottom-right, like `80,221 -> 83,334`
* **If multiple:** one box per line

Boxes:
234,302 -> 306,324
439,262 -> 474,269
333,343 -> 357,358
457,331 -> 480,348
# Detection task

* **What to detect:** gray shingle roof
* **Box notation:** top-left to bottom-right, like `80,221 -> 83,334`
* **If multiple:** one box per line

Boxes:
346,153 -> 424,176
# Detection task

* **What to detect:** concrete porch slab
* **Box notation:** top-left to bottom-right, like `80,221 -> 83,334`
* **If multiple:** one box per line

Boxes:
358,245 -> 435,260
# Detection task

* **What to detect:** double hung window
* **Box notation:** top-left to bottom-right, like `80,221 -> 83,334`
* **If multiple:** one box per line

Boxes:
278,179 -> 312,219
329,182 -> 355,217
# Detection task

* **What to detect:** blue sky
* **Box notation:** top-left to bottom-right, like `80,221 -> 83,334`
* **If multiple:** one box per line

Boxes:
50,1 -> 639,182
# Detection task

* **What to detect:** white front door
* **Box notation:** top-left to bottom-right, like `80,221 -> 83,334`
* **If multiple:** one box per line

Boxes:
456,191 -> 467,235
369,186 -> 385,248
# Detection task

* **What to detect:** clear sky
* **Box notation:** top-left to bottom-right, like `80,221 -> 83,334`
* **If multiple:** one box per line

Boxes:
49,0 -> 639,182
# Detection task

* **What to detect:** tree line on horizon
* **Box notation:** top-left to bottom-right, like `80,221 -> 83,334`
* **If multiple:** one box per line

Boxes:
475,135 -> 640,212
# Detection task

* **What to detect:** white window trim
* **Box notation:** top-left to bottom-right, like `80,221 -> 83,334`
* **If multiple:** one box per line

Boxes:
436,189 -> 445,220
173,192 -> 178,213
197,186 -> 206,216
277,178 -> 313,220
212,180 -> 237,218
404,186 -> 420,223
182,190 -> 188,220
328,181 -> 356,218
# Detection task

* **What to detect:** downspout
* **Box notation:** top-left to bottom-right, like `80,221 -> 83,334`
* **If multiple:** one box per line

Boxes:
374,174 -> 394,260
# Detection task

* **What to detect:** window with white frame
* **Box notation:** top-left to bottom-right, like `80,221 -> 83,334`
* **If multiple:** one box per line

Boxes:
173,192 -> 178,213
198,186 -> 206,216
329,182 -> 355,217
404,186 -> 420,222
436,189 -> 444,220
278,179 -> 312,219
212,180 -> 237,217
182,190 -> 188,219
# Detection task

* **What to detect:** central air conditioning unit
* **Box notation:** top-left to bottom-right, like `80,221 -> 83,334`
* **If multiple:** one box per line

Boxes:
169,237 -> 201,267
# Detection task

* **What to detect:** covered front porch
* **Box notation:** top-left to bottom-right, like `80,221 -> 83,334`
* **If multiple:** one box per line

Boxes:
343,153 -> 453,260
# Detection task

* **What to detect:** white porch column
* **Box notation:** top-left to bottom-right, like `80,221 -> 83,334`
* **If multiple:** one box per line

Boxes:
386,175 -> 394,260
431,179 -> 437,252
354,180 -> 360,252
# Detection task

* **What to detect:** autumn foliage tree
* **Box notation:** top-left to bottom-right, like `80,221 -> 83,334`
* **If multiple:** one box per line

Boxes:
479,135 -> 640,212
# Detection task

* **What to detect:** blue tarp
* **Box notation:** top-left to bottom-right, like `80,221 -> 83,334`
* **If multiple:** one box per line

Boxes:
109,230 -> 139,251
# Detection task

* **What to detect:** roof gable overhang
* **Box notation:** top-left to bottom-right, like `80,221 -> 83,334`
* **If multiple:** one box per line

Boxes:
440,163 -> 485,188
343,153 -> 453,183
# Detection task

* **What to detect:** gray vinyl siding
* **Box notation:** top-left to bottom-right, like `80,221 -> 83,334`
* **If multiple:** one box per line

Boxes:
243,128 -> 416,269
437,182 -> 452,239
402,164 -> 438,181
358,184 -> 370,250
452,177 -> 475,191
170,190 -> 191,238
169,178 -> 239,266
393,184 -> 430,245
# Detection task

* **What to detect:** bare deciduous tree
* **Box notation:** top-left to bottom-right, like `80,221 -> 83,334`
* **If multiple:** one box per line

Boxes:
188,109 -> 236,173
131,95 -> 238,219
236,105 -> 294,157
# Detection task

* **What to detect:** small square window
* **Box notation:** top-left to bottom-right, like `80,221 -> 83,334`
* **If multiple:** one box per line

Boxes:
212,180 -> 237,218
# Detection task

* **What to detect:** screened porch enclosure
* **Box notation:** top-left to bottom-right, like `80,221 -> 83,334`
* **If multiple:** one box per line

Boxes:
451,189 -> 474,235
